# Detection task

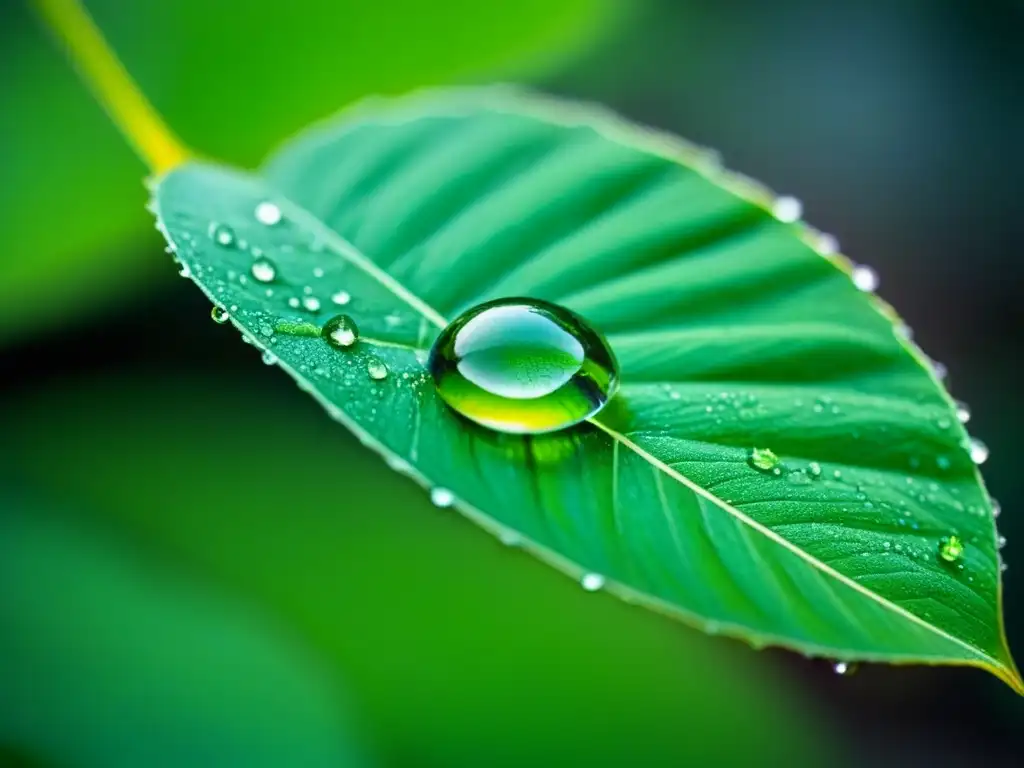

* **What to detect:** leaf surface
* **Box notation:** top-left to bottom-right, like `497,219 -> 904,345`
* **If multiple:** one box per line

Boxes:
153,87 -> 1019,690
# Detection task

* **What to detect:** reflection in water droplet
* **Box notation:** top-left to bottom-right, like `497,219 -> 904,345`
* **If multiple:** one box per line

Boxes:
581,573 -> 605,592
427,297 -> 619,435
968,437 -> 989,465
367,357 -> 389,381
254,201 -> 282,226
938,535 -> 964,563
210,306 -> 229,324
749,447 -> 782,475
321,315 -> 358,348
331,290 -> 351,306
772,196 -> 802,223
251,258 -> 277,283
430,487 -> 455,507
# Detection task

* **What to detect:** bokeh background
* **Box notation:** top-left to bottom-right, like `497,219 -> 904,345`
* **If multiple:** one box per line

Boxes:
1,0 -> 1021,765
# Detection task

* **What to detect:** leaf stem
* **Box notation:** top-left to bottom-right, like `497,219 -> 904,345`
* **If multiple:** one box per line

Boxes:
31,0 -> 190,173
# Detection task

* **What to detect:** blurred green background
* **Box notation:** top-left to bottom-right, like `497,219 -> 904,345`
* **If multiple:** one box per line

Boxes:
1,0 -> 1021,765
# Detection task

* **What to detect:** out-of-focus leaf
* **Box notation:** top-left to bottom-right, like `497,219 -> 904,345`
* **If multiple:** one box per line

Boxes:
154,87 -> 1017,690
0,497 -> 369,768
0,0 -> 615,343
4,374 -> 827,767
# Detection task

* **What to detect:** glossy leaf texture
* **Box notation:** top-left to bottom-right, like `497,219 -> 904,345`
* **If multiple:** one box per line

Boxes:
153,87 -> 1020,691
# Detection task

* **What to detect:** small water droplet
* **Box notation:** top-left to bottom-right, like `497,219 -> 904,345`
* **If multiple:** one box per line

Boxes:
992,499 -> 1001,519
895,322 -> 913,340
178,262 -> 191,278
852,265 -> 879,292
749,447 -> 781,474
322,315 -> 358,348
499,529 -> 522,547
302,296 -> 321,313
833,661 -> 859,676
261,350 -> 277,365
936,455 -> 951,471
955,400 -> 971,424
312,267 -> 325,278
808,462 -> 823,479
210,306 -> 229,324
817,233 -> 839,255
288,297 -> 301,309
254,201 -> 282,226
430,487 -> 455,507
932,360 -> 949,381
581,573 -> 605,592
998,535 -> 1007,550
251,258 -> 277,283
209,222 -> 236,247
968,437 -> 989,465
938,535 -> 964,563
937,417 -> 951,430
367,357 -> 389,381
331,290 -> 351,306
773,196 -> 802,222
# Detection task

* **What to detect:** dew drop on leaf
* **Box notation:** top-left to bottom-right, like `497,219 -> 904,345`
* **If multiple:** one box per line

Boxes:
208,222 -> 236,248
251,258 -> 277,283
772,196 -> 802,222
998,535 -> 1007,550
261,350 -> 278,366
288,297 -> 301,309
321,314 -> 358,348
254,201 -> 282,226
430,487 -> 455,508
748,447 -> 782,475
210,306 -> 229,324
427,297 -> 619,435
852,265 -> 879,293
833,661 -> 859,676
301,296 -> 321,313
938,535 -> 965,563
992,499 -> 1001,519
955,400 -> 971,424
331,290 -> 351,306
581,573 -> 606,592
367,356 -> 389,381
967,437 -> 989,465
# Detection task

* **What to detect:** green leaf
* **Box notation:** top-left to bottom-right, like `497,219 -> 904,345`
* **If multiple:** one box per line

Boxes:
3,374 -> 828,766
0,0 -> 614,344
0,497 -> 369,768
152,87 -> 1020,691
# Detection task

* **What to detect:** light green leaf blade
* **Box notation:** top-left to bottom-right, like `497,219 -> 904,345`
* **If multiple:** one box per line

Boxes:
153,87 -> 1020,691
0,497 -> 369,767
1,0 -> 614,343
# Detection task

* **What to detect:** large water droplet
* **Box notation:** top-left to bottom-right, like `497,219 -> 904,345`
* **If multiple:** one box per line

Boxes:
210,306 -> 229,324
967,437 -> 989,465
254,201 -> 282,226
251,258 -> 277,283
321,314 -> 358,348
427,297 -> 619,435
367,357 -> 389,381
938,535 -> 964,563
749,447 -> 782,475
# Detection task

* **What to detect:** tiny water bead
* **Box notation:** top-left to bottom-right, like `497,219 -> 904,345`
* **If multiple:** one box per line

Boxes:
938,535 -> 965,563
427,298 -> 619,435
209,222 -> 236,248
749,447 -> 782,475
321,314 -> 359,348
430,487 -> 455,508
331,290 -> 351,306
210,306 -> 230,324
852,265 -> 879,293
967,437 -> 989,465
580,573 -> 606,592
772,196 -> 802,223
833,661 -> 859,676
254,201 -> 282,226
251,258 -> 277,283
367,357 -> 389,381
